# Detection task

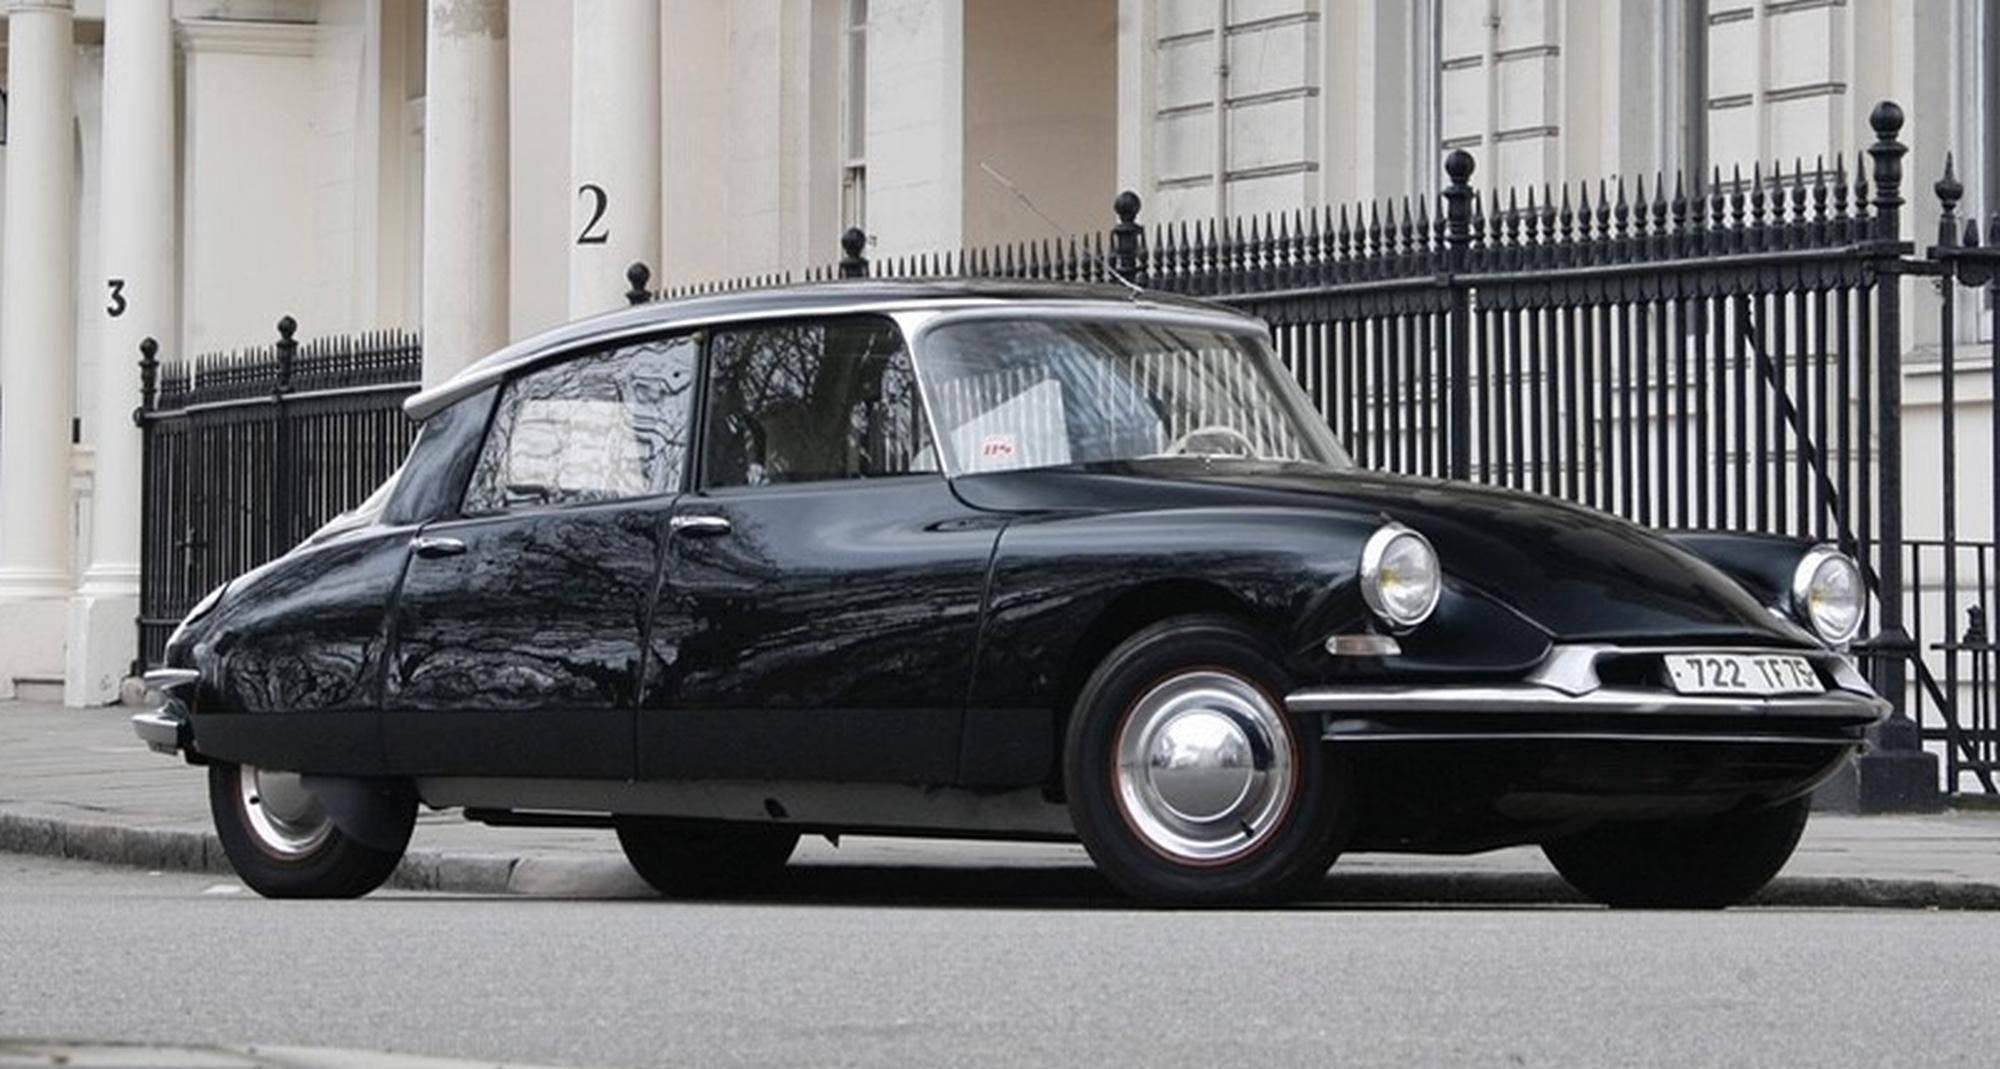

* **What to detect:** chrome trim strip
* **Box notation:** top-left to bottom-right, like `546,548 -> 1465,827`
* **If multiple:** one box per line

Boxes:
130,708 -> 188,755
1320,728 -> 1859,746
1287,683 -> 1886,720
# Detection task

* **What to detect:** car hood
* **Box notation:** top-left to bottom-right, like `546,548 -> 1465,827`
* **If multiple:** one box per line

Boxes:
951,460 -> 1813,645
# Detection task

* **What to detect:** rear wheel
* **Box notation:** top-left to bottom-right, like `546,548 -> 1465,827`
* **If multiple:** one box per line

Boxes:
1542,795 -> 1811,909
615,818 -> 800,898
1064,614 -> 1350,905
208,762 -> 413,899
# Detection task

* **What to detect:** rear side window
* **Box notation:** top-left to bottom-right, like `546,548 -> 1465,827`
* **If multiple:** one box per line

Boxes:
701,318 -> 935,487
462,336 -> 697,513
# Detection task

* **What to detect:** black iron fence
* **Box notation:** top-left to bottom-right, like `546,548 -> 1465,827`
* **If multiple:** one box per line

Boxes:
138,100 -> 2000,796
135,319 -> 422,666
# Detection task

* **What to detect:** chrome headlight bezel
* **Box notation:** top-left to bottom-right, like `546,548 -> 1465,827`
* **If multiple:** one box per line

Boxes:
1791,544 -> 1863,648
1359,523 -> 1442,632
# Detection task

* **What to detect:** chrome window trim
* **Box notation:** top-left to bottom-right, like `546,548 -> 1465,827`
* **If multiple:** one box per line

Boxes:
405,295 -> 1263,422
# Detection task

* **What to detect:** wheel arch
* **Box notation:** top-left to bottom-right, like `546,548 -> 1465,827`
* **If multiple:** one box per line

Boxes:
1044,580 -> 1260,796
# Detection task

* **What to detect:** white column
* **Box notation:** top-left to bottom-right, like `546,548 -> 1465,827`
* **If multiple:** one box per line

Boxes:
421,0 -> 510,387
569,0 -> 661,317
66,0 -> 176,705
0,0 -> 78,699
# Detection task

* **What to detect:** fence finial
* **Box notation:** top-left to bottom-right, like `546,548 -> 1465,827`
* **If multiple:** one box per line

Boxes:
626,261 -> 653,306
1442,152 -> 1476,270
135,337 -> 159,425
1935,152 -> 1963,248
275,316 -> 298,394
1867,100 -> 1907,242
1111,190 -> 1145,282
839,227 -> 869,278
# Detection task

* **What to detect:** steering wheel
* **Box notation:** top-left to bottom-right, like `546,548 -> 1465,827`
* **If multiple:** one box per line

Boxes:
1165,424 -> 1261,458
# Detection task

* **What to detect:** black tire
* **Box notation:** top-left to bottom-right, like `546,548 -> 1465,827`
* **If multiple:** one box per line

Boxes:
1542,795 -> 1811,909
208,762 -> 413,899
1063,614 -> 1351,905
614,818 -> 801,898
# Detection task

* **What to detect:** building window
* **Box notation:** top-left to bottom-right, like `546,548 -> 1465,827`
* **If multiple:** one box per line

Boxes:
841,0 -> 868,232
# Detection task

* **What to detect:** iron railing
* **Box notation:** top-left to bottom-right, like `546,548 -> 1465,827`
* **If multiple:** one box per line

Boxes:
135,319 -> 421,666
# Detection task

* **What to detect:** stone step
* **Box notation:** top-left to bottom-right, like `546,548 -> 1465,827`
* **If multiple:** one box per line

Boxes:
12,676 -> 63,703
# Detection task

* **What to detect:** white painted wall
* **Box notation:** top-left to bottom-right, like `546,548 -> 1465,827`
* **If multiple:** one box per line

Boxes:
660,0 -> 730,287
509,0 -> 572,336
178,20 -> 330,354
863,0 -> 963,257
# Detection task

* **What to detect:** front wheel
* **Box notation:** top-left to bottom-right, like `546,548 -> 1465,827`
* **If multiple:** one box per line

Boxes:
1542,795 -> 1811,909
208,763 -> 413,899
615,818 -> 800,898
1064,615 -> 1351,905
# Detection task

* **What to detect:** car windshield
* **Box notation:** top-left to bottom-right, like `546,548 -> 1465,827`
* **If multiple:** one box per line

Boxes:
915,315 -> 1351,475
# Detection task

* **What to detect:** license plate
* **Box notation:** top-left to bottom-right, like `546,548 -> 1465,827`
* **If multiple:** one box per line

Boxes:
1662,653 -> 1821,696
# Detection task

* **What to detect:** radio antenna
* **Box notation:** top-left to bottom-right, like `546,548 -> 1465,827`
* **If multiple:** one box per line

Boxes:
978,161 -> 1144,298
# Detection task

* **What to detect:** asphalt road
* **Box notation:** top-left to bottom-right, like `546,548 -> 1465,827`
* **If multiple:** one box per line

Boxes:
3,853 -> 1997,1069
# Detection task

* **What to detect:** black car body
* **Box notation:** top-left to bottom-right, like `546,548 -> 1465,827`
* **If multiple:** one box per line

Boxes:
137,281 -> 1886,905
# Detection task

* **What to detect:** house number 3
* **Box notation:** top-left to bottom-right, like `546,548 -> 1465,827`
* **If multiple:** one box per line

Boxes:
106,278 -> 127,318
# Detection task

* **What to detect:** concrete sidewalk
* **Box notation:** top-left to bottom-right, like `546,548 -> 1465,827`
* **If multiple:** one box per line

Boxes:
5,697 -> 2000,907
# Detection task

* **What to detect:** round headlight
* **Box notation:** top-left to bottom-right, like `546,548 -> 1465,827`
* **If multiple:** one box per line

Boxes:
1792,544 -> 1863,647
1360,523 -> 1441,631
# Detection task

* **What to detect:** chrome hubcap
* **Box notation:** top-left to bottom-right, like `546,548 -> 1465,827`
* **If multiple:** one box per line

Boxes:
237,765 -> 332,858
1114,670 -> 1296,863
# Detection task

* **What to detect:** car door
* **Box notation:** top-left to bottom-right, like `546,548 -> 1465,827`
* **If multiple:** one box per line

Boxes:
382,335 -> 699,779
640,316 -> 1003,785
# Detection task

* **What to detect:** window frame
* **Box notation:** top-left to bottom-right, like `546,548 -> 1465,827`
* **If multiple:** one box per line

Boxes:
459,331 -> 702,518
903,305 -> 1340,478
689,313 -> 941,495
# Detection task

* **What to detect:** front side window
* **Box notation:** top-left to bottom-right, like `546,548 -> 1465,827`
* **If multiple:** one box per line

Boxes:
701,318 -> 934,487
917,316 -> 1350,475
463,336 -> 697,513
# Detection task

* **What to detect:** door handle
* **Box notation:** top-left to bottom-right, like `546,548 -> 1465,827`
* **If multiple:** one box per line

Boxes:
669,514 -> 732,538
412,536 -> 467,559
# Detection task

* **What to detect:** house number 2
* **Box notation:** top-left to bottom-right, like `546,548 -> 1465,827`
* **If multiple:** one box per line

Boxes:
576,184 -> 609,245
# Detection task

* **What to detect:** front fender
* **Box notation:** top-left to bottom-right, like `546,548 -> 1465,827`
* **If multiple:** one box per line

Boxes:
1663,530 -> 1820,616
957,506 -> 1554,786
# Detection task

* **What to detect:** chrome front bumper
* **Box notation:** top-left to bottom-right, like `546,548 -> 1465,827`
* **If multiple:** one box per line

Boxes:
130,668 -> 198,756
1288,644 -> 1889,745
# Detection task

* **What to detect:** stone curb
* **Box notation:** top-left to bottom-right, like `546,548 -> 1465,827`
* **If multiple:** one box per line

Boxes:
0,811 -> 521,894
6,807 -> 1999,908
